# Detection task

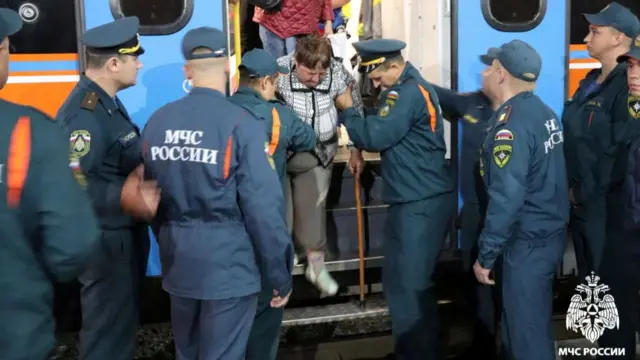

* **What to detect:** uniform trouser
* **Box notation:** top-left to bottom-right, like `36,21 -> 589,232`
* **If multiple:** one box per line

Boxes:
570,196 -> 606,279
383,192 -> 454,360
460,202 -> 500,357
78,226 -> 148,360
596,226 -> 640,360
500,233 -> 566,360
285,153 -> 333,252
245,284 -> 284,360
170,294 -> 258,360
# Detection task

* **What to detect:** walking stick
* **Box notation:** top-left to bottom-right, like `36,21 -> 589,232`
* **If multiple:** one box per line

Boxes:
354,174 -> 366,308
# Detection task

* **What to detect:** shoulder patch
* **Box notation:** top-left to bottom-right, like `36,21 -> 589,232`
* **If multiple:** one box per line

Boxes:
493,144 -> 512,168
497,105 -> 512,123
378,104 -> 391,117
628,96 -> 640,119
70,130 -> 91,158
80,92 -> 99,111
494,129 -> 514,141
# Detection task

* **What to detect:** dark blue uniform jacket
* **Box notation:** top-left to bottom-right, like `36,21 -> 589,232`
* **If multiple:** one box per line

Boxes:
56,75 -> 143,230
342,63 -> 453,204
478,92 -> 569,269
229,86 -> 316,185
141,87 -> 293,300
562,64 -> 631,205
0,100 -> 99,359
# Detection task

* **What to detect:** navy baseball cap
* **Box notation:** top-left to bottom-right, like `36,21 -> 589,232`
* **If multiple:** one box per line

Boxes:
181,27 -> 227,60
480,47 -> 500,65
239,49 -> 289,77
82,17 -> 144,55
495,40 -> 542,82
618,33 -> 640,62
584,2 -> 640,38
0,8 -> 22,40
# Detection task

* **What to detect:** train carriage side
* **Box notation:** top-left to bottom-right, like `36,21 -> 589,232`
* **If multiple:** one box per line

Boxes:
1,0 -> 635,331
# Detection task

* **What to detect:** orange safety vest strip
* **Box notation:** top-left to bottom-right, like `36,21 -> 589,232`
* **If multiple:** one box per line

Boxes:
417,85 -> 437,133
268,107 -> 281,156
223,135 -> 233,180
7,116 -> 31,208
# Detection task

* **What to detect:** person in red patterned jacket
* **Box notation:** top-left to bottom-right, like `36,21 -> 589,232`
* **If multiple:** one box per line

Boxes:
254,0 -> 334,58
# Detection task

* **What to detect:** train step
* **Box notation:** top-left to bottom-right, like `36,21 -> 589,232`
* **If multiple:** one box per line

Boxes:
283,297 -> 388,327
292,249 -> 460,276
283,296 -> 455,327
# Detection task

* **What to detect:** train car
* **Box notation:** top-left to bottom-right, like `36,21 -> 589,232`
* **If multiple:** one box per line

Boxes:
2,0 -> 636,330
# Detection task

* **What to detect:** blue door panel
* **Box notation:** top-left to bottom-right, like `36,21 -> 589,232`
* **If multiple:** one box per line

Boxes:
82,0 -> 227,276
455,1 -> 567,246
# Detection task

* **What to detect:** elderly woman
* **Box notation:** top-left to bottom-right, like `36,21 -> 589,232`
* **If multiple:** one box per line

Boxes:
277,34 -> 364,295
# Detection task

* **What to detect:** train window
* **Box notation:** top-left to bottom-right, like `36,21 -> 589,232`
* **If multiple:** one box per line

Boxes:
570,0 -> 640,45
0,0 -> 77,54
110,0 -> 193,35
481,0 -> 547,32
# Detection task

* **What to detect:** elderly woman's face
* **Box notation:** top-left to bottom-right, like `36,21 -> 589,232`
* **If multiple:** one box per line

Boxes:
295,62 -> 327,88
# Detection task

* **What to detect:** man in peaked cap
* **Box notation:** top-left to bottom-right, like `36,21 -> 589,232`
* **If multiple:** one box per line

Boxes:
335,38 -> 454,359
55,16 -> 156,360
0,8 -> 100,360
127,27 -> 294,360
472,40 -> 568,360
431,46 -> 501,358
230,48 -> 316,360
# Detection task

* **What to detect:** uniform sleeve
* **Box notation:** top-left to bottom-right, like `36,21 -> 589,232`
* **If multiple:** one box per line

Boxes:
284,108 -> 317,152
333,61 -> 364,148
432,85 -> 473,120
27,115 -> 100,282
61,112 -> 124,218
477,122 -> 530,269
342,85 -> 419,152
235,117 -> 293,296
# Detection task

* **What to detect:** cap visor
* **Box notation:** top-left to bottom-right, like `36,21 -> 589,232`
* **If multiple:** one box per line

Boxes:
276,65 -> 289,75
0,9 -> 23,38
617,52 -> 640,63
135,46 -> 145,55
584,13 -> 608,26
480,55 -> 495,65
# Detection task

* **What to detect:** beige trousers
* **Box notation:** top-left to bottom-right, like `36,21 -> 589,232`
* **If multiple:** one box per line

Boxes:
284,152 -> 333,252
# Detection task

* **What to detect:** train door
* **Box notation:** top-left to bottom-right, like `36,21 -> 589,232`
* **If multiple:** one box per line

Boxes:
453,0 -> 568,244
79,0 -> 232,276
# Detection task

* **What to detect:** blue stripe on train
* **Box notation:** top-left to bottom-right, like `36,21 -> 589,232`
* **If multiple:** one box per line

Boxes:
9,60 -> 78,72
569,49 -> 590,60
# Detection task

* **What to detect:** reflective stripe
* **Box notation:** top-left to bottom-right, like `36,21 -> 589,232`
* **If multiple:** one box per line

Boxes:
268,107 -> 281,156
417,85 -> 437,133
223,135 -> 233,180
7,116 -> 31,207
